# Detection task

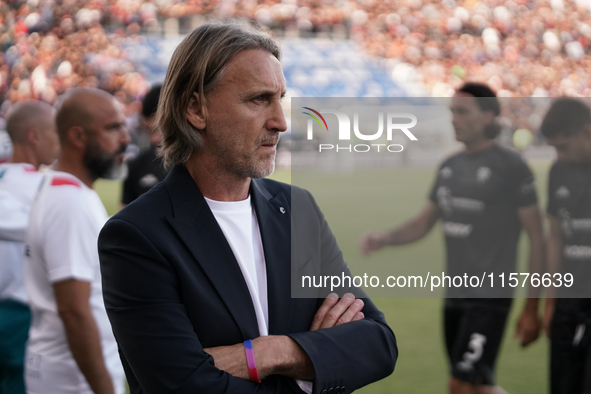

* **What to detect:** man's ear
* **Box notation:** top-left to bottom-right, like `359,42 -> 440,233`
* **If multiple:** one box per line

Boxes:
187,92 -> 206,130
68,126 -> 87,149
26,128 -> 40,146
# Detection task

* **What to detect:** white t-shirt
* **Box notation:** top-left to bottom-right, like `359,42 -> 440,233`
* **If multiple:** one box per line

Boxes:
0,163 -> 44,304
205,196 -> 269,337
23,171 -> 124,394
205,195 -> 313,394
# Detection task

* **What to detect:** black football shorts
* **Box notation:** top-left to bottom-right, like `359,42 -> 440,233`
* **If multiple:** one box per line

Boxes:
444,299 -> 510,385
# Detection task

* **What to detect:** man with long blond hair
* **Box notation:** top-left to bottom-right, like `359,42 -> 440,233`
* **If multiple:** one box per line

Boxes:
99,21 -> 397,394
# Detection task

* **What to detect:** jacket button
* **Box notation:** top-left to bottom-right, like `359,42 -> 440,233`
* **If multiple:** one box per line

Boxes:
341,385 -> 346,393
328,389 -> 334,394
334,386 -> 340,394
321,390 -> 327,394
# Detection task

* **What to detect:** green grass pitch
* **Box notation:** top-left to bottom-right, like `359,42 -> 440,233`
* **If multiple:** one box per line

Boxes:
95,158 -> 552,393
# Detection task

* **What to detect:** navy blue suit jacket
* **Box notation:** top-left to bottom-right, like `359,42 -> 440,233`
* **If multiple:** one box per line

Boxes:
98,165 -> 397,394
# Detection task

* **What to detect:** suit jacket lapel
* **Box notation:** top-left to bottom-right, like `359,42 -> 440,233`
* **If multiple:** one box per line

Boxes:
250,179 -> 293,335
164,165 -> 259,339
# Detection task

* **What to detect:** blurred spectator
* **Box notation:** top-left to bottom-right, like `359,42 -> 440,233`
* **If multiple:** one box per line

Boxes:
23,88 -> 128,394
0,99 -> 59,394
121,83 -> 166,207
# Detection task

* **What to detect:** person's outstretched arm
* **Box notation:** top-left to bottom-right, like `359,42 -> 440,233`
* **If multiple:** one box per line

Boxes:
359,200 -> 440,255
514,204 -> 546,347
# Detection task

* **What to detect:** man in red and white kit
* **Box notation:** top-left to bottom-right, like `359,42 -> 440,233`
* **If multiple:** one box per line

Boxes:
24,88 -> 129,394
0,99 -> 60,394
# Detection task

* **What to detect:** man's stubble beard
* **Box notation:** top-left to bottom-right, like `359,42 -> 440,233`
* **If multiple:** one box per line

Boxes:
207,129 -> 279,180
225,148 -> 276,180
83,138 -> 127,180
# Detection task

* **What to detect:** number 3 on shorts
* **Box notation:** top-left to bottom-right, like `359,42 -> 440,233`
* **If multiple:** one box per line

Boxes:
457,333 -> 487,372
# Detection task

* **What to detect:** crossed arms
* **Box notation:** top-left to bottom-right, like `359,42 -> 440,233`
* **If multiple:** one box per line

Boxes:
203,294 -> 365,382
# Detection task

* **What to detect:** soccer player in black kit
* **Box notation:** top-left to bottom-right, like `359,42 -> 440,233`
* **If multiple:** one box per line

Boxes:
360,83 -> 546,394
540,98 -> 591,394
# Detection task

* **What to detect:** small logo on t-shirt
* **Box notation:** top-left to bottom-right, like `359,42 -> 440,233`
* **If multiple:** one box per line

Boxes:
436,187 -> 484,215
443,222 -> 473,238
564,245 -> 591,260
556,186 -> 571,199
520,179 -> 536,195
139,173 -> 159,188
559,208 -> 574,238
476,167 -> 491,183
440,167 -> 453,179
437,186 -> 453,214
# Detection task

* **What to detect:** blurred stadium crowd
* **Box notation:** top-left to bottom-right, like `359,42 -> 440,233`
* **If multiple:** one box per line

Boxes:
0,1 -> 151,117
354,0 -> 591,98
2,0 -> 591,119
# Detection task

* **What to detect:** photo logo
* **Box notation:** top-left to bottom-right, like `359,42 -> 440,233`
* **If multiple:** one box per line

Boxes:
302,107 -> 419,153
302,107 -> 329,136
303,108 -> 418,141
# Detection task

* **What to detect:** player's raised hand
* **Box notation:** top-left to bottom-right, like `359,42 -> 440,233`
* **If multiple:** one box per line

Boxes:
359,231 -> 387,256
310,293 -> 364,331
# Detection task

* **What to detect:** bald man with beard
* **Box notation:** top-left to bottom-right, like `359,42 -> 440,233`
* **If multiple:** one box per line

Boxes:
23,88 -> 130,394
0,99 -> 60,394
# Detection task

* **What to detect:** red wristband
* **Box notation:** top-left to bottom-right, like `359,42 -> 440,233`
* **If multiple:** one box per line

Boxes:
244,339 -> 260,383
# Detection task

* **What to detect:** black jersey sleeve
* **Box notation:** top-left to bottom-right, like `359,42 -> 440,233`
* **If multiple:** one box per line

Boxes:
546,162 -> 560,217
428,163 -> 444,204
428,172 -> 439,203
